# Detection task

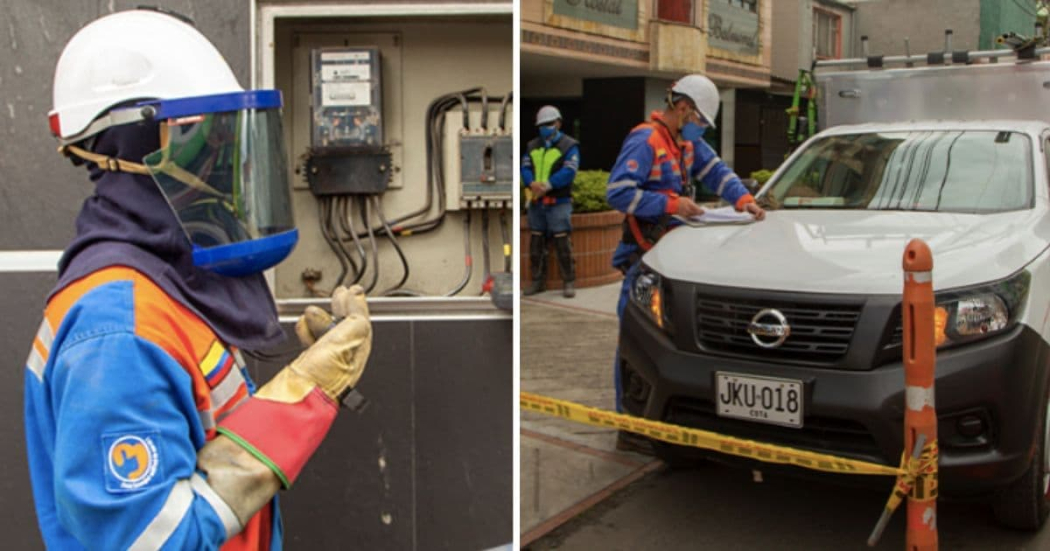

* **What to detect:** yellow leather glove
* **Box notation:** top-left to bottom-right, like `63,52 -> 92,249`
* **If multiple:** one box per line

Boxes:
256,285 -> 372,404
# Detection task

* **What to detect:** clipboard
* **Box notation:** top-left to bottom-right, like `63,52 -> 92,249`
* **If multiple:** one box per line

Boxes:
673,206 -> 756,227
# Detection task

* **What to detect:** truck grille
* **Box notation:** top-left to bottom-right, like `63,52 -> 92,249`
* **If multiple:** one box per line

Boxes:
695,294 -> 862,363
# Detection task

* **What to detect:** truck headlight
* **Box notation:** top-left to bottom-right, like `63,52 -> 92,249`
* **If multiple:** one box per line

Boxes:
631,266 -> 668,331
933,270 -> 1029,348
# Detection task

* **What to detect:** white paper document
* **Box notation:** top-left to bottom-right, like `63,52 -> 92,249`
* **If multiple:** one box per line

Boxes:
674,206 -> 755,226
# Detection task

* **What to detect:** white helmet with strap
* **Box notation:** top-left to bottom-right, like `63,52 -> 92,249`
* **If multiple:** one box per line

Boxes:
48,8 -> 299,277
669,74 -> 720,128
49,8 -> 242,143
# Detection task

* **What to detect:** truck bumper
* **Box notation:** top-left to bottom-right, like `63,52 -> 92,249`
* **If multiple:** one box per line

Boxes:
618,303 -> 1050,496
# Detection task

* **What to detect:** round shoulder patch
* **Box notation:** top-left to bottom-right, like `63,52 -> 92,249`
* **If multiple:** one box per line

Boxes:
625,159 -> 639,173
104,432 -> 160,492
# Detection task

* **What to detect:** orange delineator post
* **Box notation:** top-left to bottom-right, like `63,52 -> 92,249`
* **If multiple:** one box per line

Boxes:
902,238 -> 938,551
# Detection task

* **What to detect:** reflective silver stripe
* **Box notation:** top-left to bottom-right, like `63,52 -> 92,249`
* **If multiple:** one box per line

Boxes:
907,271 -> 932,283
190,473 -> 242,539
626,189 -> 644,215
696,157 -> 720,181
211,367 -> 245,407
128,479 -> 193,551
232,350 -> 246,368
26,349 -> 45,381
607,180 -> 637,191
215,394 -> 248,424
198,410 -> 216,432
716,173 -> 735,196
36,319 -> 54,350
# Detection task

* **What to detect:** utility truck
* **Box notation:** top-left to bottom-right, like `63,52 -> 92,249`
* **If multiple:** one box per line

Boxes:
623,36 -> 1050,528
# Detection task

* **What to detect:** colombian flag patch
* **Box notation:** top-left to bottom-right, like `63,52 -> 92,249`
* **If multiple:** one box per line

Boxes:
199,340 -> 234,387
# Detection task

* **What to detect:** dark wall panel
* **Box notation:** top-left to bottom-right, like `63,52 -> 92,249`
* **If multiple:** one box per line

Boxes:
414,320 -> 513,551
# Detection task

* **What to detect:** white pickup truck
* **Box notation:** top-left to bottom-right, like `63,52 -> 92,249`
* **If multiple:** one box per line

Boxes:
620,54 -> 1050,529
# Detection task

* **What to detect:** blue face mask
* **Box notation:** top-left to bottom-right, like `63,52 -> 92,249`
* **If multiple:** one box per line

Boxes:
538,125 -> 557,140
681,122 -> 706,141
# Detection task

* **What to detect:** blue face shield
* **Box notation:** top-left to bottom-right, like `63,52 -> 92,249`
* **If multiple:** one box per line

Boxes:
538,125 -> 557,140
136,90 -> 298,277
682,121 -> 707,142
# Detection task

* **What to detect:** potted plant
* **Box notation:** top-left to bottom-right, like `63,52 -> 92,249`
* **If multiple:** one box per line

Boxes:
520,170 -> 625,290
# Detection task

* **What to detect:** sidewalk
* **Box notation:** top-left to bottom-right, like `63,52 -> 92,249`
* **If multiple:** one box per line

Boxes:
520,282 -> 662,547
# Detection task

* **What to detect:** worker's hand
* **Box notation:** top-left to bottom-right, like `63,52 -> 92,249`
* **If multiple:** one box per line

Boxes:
266,285 -> 373,403
744,202 -> 766,221
676,196 -> 705,218
529,182 -> 548,198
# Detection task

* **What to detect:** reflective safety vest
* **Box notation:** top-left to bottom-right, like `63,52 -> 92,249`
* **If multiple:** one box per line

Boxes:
526,134 -> 578,201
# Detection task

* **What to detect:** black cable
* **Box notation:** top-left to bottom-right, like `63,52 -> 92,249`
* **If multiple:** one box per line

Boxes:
317,197 -> 348,294
481,208 -> 491,283
353,89 -> 482,238
373,195 -> 411,294
337,195 -> 368,285
499,208 -> 511,272
361,196 -> 380,294
331,195 -> 360,285
458,92 -> 470,130
445,209 -> 473,296
498,92 -> 512,132
480,88 -> 488,131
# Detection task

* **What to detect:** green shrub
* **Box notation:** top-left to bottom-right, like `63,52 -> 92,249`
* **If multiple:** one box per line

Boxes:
572,170 -> 613,213
750,169 -> 775,185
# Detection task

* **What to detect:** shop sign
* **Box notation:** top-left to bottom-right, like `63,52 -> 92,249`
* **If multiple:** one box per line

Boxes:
552,0 -> 639,30
708,2 -> 760,55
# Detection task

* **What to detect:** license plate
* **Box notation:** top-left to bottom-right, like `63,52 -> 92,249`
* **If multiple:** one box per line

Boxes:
715,372 -> 804,428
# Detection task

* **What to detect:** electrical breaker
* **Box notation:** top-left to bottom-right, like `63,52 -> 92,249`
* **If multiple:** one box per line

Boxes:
444,106 -> 514,210
304,47 -> 392,195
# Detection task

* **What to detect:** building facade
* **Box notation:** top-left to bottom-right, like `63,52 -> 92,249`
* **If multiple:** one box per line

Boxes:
521,0 -> 773,171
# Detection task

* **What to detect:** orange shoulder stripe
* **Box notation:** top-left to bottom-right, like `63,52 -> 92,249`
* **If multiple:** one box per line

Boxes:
47,266 -> 217,413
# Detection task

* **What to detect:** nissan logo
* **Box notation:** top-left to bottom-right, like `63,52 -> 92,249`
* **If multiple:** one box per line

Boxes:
748,308 -> 791,349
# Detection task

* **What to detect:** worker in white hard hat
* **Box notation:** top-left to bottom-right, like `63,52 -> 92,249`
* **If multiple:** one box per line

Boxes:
521,105 -> 581,298
605,74 -> 765,453
24,8 -> 373,549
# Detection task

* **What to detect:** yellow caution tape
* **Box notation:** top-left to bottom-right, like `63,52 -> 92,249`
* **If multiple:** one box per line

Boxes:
522,392 -> 941,547
521,392 -> 904,476
503,244 -> 511,257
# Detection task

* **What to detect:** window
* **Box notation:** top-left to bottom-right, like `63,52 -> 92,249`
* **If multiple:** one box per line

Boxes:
814,7 -> 842,59
656,0 -> 693,24
727,0 -> 758,13
766,131 -> 1033,214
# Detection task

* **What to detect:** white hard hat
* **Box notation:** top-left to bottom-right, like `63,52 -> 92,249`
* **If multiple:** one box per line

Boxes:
535,105 -> 562,126
49,9 -> 243,141
670,75 -> 720,128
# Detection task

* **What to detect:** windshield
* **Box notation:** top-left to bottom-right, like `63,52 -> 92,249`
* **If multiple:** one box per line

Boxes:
762,131 -> 1033,213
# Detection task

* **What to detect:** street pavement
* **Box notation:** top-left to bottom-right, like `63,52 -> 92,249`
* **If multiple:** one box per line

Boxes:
520,283 -> 1050,550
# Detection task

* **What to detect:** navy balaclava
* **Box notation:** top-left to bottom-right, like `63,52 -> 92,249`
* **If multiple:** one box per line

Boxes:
52,119 -> 286,350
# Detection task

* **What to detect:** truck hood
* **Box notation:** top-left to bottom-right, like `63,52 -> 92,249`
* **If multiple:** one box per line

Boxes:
644,209 -> 1050,294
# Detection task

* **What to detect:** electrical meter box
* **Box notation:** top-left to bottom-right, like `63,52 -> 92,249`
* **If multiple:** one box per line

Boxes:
311,47 -> 383,147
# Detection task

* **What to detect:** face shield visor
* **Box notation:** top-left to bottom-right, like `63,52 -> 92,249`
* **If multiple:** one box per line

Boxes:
135,91 -> 297,276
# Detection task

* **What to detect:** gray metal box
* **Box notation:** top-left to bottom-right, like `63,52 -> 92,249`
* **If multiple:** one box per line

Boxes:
817,60 -> 1050,129
460,135 -> 513,204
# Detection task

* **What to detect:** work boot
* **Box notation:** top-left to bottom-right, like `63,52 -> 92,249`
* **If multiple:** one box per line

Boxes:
615,430 -> 654,456
524,232 -> 547,296
553,233 -> 576,299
